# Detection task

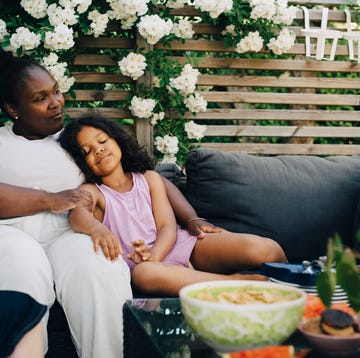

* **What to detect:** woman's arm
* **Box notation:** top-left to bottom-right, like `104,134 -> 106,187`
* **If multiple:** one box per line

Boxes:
0,182 -> 93,218
145,171 -> 177,262
69,184 -> 121,261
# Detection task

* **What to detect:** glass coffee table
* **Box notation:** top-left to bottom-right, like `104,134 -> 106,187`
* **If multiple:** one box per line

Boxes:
123,298 -> 313,358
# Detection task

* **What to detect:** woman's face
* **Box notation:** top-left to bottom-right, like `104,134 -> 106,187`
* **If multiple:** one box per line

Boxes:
76,125 -> 122,178
9,66 -> 65,140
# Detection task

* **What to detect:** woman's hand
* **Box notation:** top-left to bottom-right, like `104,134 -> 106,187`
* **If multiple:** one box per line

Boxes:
186,218 -> 223,239
48,188 -> 94,213
128,240 -> 153,264
90,224 -> 122,262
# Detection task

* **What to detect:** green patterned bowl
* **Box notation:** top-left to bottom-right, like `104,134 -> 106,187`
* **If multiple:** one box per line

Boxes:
179,280 -> 306,353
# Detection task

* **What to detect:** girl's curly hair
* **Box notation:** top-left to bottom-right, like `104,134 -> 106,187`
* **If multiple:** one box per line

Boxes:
59,115 -> 155,184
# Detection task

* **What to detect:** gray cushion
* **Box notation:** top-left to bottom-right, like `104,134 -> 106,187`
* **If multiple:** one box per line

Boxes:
184,148 -> 360,262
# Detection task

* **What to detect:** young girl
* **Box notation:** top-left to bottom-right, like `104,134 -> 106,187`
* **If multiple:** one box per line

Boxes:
59,116 -> 287,296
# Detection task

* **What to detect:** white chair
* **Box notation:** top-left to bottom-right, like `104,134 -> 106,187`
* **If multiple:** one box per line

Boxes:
343,9 -> 360,62
301,6 -> 343,61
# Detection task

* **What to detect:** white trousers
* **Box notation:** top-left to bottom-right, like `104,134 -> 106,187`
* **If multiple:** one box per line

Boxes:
0,211 -> 132,358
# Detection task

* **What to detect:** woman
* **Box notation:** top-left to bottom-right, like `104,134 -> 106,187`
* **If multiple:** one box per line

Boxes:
0,49 -> 132,358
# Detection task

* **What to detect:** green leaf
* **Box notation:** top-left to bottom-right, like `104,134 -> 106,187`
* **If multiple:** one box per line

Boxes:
336,251 -> 360,311
316,270 -> 336,308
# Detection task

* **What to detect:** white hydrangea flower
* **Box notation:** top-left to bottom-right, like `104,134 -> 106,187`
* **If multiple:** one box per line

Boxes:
104,83 -> 118,90
87,10 -> 109,38
20,0 -> 48,19
150,112 -> 165,126
41,53 -> 75,92
159,155 -> 177,164
169,64 -> 199,96
59,0 -> 92,14
47,4 -> 78,27
44,24 -> 75,51
273,4 -> 297,25
0,20 -> 9,42
184,120 -> 207,140
152,76 -> 161,88
193,0 -> 233,18
57,75 -> 75,93
184,92 -> 207,113
9,27 -> 41,51
267,28 -> 295,55
106,0 -> 149,29
166,0 -> 188,9
250,0 -> 276,20
137,15 -> 173,45
235,31 -> 264,53
172,19 -> 194,39
118,52 -> 147,80
221,24 -> 236,37
129,96 -> 156,119
154,135 -> 179,155
42,52 -> 59,67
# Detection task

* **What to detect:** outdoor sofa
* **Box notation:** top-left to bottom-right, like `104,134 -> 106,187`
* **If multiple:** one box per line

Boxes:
46,148 -> 360,356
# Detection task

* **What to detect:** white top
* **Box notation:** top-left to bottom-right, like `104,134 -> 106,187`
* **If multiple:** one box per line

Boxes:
0,124 -> 83,192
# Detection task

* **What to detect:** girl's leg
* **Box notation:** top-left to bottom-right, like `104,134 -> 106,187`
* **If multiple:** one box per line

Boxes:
9,321 -> 44,358
190,230 -> 287,274
131,261 -> 267,297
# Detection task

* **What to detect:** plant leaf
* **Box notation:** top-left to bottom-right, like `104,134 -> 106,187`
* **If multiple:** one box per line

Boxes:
316,270 -> 336,308
336,251 -> 360,312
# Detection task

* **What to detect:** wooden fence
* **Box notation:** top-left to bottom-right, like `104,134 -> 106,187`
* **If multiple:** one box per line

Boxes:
66,0 -> 360,156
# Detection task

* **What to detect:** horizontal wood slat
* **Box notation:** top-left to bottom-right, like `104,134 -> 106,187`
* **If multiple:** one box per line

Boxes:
65,90 -> 129,101
74,54 -> 360,73
65,107 -> 132,118
204,125 -> 360,137
201,92 -> 360,106
185,109 -> 360,121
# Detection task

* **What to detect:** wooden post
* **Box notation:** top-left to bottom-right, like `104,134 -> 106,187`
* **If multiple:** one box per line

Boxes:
135,35 -> 153,155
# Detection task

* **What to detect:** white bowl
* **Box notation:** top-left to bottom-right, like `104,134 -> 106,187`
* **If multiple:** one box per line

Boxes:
179,280 -> 306,353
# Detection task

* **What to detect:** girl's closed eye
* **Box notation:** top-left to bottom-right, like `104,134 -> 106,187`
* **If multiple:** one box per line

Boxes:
81,148 -> 90,156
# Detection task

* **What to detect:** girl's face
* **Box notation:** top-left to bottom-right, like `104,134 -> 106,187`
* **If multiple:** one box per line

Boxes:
6,66 -> 65,140
76,125 -> 122,177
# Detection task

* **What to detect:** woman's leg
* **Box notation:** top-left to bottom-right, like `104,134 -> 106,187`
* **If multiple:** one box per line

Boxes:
9,321 -> 44,358
131,261 -> 267,297
190,230 -> 287,274
0,224 -> 55,305
0,224 -> 54,356
47,229 -> 132,358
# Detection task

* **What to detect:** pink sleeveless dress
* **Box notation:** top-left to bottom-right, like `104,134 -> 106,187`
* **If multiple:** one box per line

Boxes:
96,172 -> 197,271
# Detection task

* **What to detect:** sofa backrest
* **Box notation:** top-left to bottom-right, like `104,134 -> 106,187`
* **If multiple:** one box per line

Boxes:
184,148 -> 360,262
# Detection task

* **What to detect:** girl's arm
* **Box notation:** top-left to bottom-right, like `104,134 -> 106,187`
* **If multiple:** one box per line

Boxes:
144,170 -> 177,262
161,177 -> 222,238
69,183 -> 121,261
0,182 -> 93,218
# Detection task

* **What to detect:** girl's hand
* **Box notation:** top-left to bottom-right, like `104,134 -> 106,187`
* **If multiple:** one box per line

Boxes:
90,225 -> 122,262
186,218 -> 223,239
128,240 -> 153,264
